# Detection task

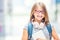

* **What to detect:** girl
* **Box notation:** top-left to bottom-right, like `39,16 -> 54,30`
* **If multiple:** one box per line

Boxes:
22,2 -> 59,40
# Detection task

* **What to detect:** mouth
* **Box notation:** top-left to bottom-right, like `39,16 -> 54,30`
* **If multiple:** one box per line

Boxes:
37,15 -> 42,18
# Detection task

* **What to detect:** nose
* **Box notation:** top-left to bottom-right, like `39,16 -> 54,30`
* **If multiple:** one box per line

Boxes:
38,12 -> 42,15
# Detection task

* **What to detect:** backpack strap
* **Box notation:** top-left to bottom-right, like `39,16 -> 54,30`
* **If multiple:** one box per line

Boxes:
28,22 -> 33,40
46,24 -> 52,40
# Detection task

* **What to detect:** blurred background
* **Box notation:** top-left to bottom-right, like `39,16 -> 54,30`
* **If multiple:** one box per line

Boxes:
0,0 -> 60,40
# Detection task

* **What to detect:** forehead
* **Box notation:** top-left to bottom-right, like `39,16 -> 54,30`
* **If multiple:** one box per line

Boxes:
35,5 -> 44,11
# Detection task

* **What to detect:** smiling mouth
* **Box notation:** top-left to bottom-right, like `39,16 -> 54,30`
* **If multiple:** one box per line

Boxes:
37,15 -> 42,18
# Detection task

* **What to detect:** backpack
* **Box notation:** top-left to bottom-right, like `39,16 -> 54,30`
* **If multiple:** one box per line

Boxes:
28,22 -> 52,40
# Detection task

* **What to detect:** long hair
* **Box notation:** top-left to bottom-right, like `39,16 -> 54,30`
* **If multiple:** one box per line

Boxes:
30,2 -> 49,25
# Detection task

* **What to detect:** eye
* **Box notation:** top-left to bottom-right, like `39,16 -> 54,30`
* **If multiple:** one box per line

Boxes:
39,11 -> 43,12
35,10 -> 37,11
39,11 -> 44,13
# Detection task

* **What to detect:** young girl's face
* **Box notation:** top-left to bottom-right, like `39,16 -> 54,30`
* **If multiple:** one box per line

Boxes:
34,6 -> 45,21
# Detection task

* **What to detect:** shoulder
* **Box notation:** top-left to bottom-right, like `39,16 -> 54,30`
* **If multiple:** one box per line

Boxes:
23,22 -> 29,30
46,23 -> 54,28
47,23 -> 58,32
23,22 -> 32,30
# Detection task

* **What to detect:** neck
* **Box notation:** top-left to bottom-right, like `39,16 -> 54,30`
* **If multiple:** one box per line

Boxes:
34,19 -> 41,24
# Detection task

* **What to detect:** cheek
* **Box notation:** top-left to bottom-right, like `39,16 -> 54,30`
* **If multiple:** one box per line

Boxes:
42,14 -> 45,18
34,13 -> 37,17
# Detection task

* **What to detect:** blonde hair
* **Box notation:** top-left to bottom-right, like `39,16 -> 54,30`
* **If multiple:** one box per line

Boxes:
30,2 -> 49,25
